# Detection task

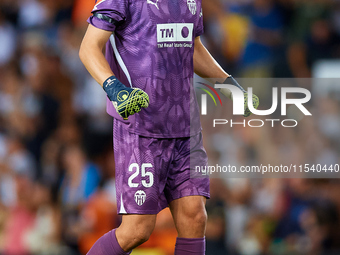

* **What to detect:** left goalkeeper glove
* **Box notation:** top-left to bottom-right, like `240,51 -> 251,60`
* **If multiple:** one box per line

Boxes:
223,76 -> 259,117
103,76 -> 149,120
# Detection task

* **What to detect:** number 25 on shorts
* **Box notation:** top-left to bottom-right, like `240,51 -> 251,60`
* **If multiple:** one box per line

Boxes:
128,163 -> 154,188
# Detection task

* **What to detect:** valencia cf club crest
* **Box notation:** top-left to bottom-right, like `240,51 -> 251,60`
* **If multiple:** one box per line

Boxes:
187,0 -> 197,15
134,190 -> 146,206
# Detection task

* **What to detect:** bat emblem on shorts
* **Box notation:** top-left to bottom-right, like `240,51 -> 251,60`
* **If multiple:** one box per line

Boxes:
134,190 -> 146,206
147,0 -> 159,10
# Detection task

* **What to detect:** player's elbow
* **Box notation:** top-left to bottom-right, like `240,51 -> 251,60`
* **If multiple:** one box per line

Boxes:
79,42 -> 87,64
79,38 -> 95,65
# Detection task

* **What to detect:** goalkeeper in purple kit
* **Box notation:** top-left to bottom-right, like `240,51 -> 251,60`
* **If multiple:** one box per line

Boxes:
79,0 -> 258,254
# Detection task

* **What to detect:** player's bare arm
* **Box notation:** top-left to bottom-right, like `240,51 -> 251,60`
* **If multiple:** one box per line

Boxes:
193,36 -> 259,116
193,36 -> 230,83
79,25 -> 149,120
193,36 -> 234,99
79,24 -> 114,85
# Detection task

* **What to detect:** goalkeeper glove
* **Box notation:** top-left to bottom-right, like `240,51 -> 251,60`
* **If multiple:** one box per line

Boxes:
103,76 -> 149,120
224,76 -> 259,117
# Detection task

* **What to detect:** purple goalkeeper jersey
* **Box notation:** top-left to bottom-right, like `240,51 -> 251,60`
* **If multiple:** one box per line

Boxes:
88,0 -> 203,138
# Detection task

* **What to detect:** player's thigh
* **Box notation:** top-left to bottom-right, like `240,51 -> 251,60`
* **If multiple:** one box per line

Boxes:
169,195 -> 207,237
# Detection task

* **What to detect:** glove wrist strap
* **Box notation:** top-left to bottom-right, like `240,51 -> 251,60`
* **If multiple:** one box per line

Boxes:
103,75 -> 125,101
223,76 -> 246,93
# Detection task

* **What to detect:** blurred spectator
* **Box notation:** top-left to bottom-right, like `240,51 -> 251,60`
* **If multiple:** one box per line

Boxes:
23,181 -> 66,255
239,0 -> 284,76
288,0 -> 332,42
72,0 -> 94,28
0,10 -> 16,66
77,149 -> 117,254
2,175 -> 35,255
7,136 -> 37,179
205,182 -> 228,255
60,144 -> 100,207
60,144 -> 101,253
78,183 -> 117,254
17,0 -> 49,29
288,18 -> 340,78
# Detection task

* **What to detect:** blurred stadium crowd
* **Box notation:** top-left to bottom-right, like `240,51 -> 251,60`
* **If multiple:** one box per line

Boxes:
0,0 -> 340,254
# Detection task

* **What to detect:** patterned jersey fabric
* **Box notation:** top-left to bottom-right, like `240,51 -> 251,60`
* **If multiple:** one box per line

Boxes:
88,0 -> 203,138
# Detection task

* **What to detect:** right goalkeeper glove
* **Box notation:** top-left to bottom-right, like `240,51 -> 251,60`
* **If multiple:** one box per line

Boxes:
224,76 -> 259,117
103,76 -> 149,120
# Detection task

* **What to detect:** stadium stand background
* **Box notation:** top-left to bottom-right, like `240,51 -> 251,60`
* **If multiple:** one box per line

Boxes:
0,0 -> 340,254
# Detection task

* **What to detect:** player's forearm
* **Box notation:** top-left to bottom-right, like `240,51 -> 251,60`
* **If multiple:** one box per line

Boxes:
79,25 -> 114,86
193,37 -> 232,98
193,37 -> 229,83
79,44 -> 113,86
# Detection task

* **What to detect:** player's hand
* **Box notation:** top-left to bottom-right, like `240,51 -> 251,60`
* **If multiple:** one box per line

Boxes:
103,76 -> 149,120
243,92 -> 259,117
224,76 -> 259,117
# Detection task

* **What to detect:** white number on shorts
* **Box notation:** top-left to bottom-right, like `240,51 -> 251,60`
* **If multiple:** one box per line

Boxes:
128,163 -> 154,188
141,163 -> 154,188
128,163 -> 139,188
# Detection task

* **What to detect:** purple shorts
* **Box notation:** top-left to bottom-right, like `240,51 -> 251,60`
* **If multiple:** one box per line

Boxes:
113,120 -> 210,214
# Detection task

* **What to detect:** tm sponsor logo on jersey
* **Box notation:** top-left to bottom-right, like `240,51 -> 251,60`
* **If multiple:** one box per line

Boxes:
157,23 -> 193,48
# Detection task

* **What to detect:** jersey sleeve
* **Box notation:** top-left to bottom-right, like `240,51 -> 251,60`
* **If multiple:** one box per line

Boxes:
87,0 -> 129,32
195,7 -> 204,37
